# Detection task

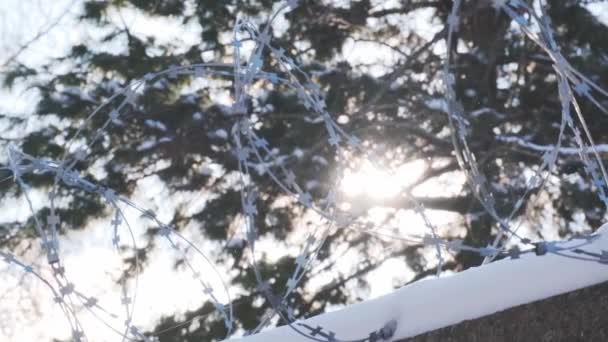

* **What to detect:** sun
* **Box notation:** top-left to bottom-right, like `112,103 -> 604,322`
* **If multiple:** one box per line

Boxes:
340,160 -> 426,199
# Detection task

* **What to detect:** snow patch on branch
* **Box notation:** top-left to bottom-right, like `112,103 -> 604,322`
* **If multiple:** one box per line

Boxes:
498,135 -> 608,154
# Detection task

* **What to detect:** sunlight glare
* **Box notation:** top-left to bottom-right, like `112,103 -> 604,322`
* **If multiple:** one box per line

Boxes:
340,160 -> 426,199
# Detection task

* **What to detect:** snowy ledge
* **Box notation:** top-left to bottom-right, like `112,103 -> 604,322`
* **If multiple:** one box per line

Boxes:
230,224 -> 608,342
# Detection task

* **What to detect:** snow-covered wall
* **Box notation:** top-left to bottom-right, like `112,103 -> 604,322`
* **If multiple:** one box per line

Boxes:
231,224 -> 608,341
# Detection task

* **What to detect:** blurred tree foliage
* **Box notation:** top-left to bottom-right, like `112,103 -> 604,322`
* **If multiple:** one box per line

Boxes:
1,0 -> 608,341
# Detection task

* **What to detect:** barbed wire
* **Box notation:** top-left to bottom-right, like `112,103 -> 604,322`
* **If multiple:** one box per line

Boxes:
1,0 -> 608,341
